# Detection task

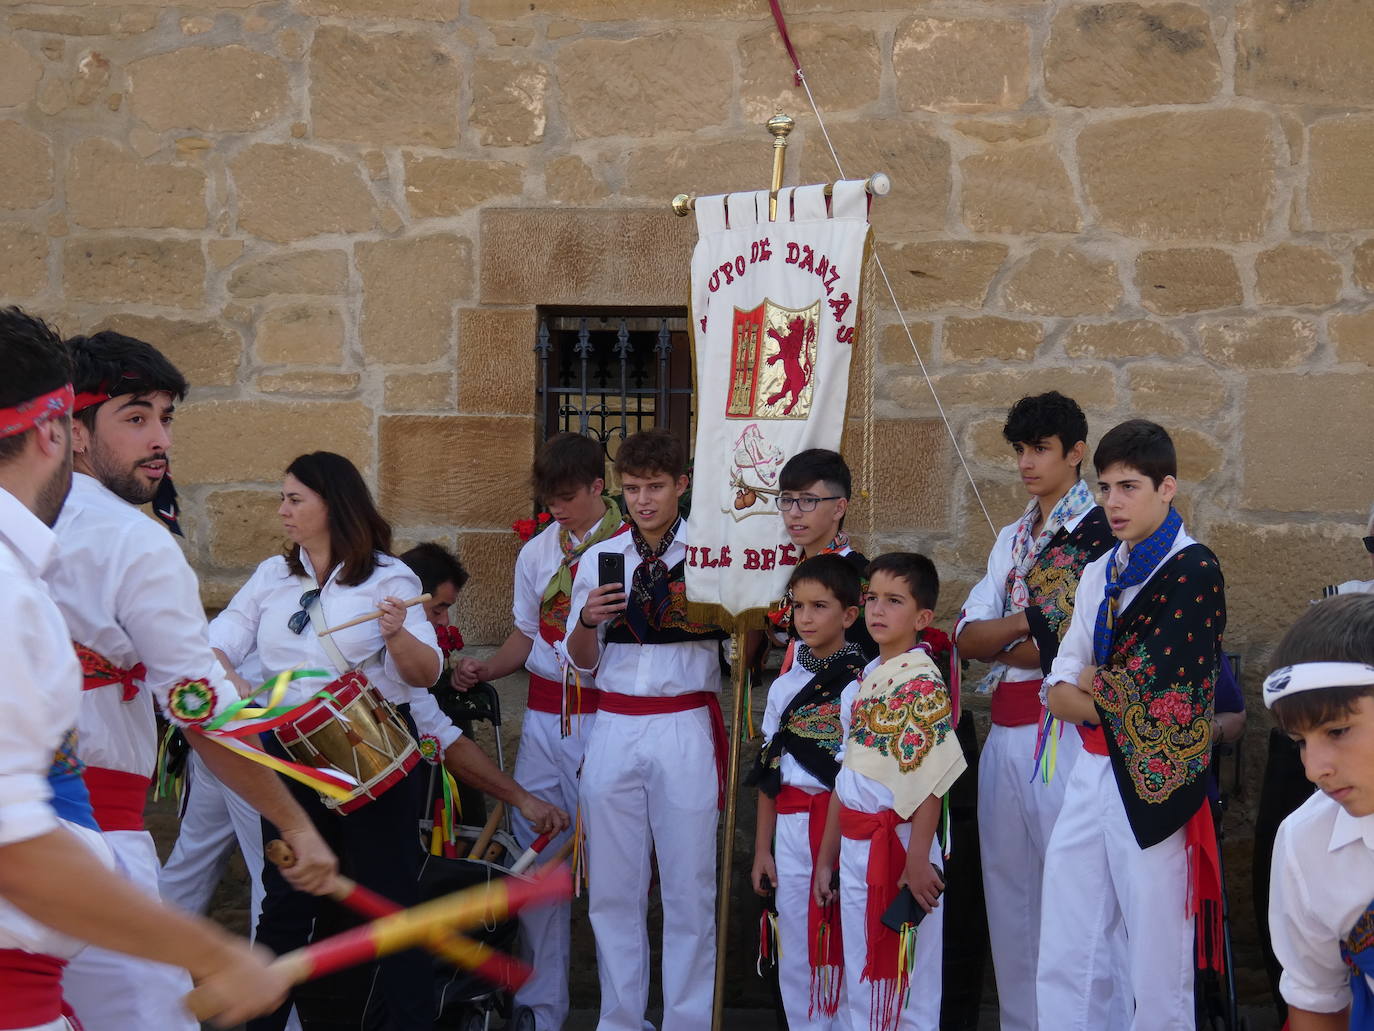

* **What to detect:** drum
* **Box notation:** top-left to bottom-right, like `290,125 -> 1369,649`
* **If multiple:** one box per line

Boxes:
275,670 -> 420,813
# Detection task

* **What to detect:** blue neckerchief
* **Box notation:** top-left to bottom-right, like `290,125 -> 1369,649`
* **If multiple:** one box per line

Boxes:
1092,507 -> 1182,666
1343,900 -> 1374,1029
48,728 -> 99,833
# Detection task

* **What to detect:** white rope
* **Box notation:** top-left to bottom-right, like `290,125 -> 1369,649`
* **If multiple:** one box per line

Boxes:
795,69 -> 998,537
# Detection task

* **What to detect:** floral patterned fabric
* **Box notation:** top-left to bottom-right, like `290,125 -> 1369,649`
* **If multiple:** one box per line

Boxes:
1342,899 -> 1374,1029
1091,543 -> 1226,849
1022,506 -> 1113,659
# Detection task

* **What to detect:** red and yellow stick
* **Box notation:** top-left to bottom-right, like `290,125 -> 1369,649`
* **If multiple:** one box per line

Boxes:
185,864 -> 571,1020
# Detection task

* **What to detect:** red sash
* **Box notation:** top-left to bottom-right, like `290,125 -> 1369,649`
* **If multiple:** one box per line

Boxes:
75,643 -> 143,702
776,786 -> 844,1008
1078,724 -> 1110,756
0,950 -> 69,1029
527,673 -> 600,716
990,678 -> 1043,727
83,767 -> 150,832
597,691 -> 727,810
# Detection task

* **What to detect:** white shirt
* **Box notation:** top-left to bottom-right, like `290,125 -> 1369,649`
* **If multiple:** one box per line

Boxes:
566,525 -> 722,698
1269,789 -> 1374,1014
1043,526 -> 1199,700
957,510 -> 1095,684
834,657 -> 895,814
514,520 -> 603,686
760,660 -> 857,795
46,473 -> 237,778
209,551 -> 458,750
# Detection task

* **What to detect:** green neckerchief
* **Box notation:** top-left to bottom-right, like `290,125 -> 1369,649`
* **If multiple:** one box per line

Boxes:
539,497 -> 624,631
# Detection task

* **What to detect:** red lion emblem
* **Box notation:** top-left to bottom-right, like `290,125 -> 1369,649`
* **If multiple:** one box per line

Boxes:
764,315 -> 814,415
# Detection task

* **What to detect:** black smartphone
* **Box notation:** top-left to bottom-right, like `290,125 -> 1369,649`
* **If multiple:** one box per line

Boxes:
598,551 -> 625,589
880,864 -> 944,932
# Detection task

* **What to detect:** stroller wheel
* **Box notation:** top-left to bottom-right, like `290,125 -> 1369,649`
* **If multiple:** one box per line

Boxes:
511,1006 -> 537,1031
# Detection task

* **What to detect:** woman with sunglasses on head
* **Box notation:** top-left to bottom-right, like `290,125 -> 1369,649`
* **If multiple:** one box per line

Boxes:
208,451 -> 457,1031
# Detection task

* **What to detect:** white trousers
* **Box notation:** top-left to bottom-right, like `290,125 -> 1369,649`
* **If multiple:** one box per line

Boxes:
838,825 -> 942,1031
510,708 -> 594,1030
978,720 -> 1080,1031
775,805 -> 842,1031
1036,753 -> 1195,1031
582,708 -> 718,1031
63,828 -> 199,1031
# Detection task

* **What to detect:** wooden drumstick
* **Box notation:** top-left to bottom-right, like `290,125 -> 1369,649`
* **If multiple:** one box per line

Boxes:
467,802 -> 505,860
316,594 -> 431,636
535,836 -> 576,874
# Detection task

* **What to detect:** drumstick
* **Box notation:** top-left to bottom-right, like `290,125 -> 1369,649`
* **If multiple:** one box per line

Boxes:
509,831 -> 553,875
184,865 -> 572,1020
264,840 -> 533,991
316,594 -> 431,636
535,837 -> 576,874
467,802 -> 505,860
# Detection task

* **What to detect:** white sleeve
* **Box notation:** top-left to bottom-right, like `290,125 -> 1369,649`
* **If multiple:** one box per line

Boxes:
564,546 -> 604,674
376,567 -> 444,689
0,595 -> 64,846
955,525 -> 1015,635
834,681 -> 859,763
1043,561 -> 1099,696
759,680 -> 785,741
1270,818 -> 1354,1014
512,541 -> 540,641
408,687 -> 461,751
207,562 -> 269,669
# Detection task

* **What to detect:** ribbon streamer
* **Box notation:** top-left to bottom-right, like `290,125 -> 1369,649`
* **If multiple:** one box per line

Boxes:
767,0 -> 804,85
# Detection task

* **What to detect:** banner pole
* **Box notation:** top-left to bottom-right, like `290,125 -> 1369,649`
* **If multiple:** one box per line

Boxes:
766,113 -> 794,221
711,624 -> 750,1031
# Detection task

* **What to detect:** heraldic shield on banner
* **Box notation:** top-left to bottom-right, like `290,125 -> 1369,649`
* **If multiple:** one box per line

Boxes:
685,181 -> 873,625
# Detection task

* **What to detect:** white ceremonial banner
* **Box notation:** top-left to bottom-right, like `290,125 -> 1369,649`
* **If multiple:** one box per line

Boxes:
685,179 -> 872,622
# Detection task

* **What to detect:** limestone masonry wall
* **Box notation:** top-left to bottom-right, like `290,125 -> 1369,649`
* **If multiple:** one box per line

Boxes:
2,0 -> 1373,1003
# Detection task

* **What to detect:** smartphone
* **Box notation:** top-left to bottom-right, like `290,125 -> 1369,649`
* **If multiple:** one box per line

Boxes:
880,864 -> 944,931
598,551 -> 625,589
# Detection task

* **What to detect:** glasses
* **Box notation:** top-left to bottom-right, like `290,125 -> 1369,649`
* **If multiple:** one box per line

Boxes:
1364,536 -> 1374,554
287,588 -> 321,635
775,494 -> 843,512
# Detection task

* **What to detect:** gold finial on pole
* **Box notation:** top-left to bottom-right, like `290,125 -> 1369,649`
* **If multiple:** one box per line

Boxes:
766,112 -> 795,220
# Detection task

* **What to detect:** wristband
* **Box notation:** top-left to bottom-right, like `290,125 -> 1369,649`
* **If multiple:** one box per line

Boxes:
578,613 -> 597,630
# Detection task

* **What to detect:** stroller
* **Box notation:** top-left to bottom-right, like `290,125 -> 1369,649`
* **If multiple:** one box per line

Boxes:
293,681 -> 531,1031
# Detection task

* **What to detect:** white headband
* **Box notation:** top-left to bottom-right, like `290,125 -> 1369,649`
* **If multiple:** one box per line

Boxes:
1263,661 -> 1374,708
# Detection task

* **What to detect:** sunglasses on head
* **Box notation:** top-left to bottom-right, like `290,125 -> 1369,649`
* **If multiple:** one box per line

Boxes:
288,588 -> 321,635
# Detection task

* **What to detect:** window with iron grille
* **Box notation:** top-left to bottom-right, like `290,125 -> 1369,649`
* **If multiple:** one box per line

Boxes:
535,310 -> 694,460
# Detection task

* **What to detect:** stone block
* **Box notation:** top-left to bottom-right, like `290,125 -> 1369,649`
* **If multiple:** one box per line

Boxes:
1355,240 -> 1374,293
1079,111 -> 1276,243
230,144 -> 376,243
256,303 -> 345,365
1331,309 -> 1374,366
967,417 -> 1011,466
883,241 -> 1008,312
1000,247 -> 1121,316
457,308 -> 536,414
557,33 -> 731,139
379,415 -> 534,527
227,250 -> 349,298
862,419 -> 951,531
257,371 -> 360,394
358,235 -> 471,364
470,57 -> 548,146
0,223 -> 48,298
625,138 -> 781,204
1126,362 -> 1225,419
1064,320 -> 1186,360
1236,0 -> 1374,106
545,155 -> 610,205
0,122 -> 53,210
960,142 -> 1081,234
0,40 -> 42,108
894,16 -> 1030,113
1044,3 -> 1221,107
943,316 -> 1041,363
890,365 -> 1117,412
67,140 -> 206,231
310,26 -> 459,147
174,400 -> 372,484
1209,521 -> 1366,652
1198,316 -> 1318,369
1172,425 -> 1222,482
403,155 -> 523,218
1254,245 -> 1343,307
739,22 -> 880,122
453,531 -> 521,646
385,372 -> 454,411
206,489 -> 287,568
1308,118 -> 1374,231
953,118 -> 1050,145
91,314 -> 242,387
480,208 -> 693,306
296,0 -> 460,19
1135,248 -> 1241,315
208,241 -> 244,269
878,321 -> 934,367
8,10 -> 158,36
128,46 -> 288,133
64,237 -> 205,308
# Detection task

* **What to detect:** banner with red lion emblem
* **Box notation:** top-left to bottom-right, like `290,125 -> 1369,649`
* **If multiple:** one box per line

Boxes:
686,180 -> 872,623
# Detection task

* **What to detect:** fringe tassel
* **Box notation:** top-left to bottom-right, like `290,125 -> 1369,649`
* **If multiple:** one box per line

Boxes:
864,924 -> 918,1031
1030,709 -> 1062,784
757,907 -> 780,976
571,797 -> 588,898
430,797 -> 444,856
809,918 -> 841,1018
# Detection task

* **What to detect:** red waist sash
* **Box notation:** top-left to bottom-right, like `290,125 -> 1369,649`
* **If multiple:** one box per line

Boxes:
75,642 -> 143,702
0,950 -> 66,1029
838,805 -> 908,992
776,786 -> 844,995
597,691 -> 727,810
527,673 -> 600,716
775,784 -> 824,816
83,767 -> 150,832
991,678 -> 1043,727
1078,724 -> 1110,755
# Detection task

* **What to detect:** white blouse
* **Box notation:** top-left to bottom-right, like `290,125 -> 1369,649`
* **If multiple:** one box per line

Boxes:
760,660 -> 853,795
514,520 -> 601,686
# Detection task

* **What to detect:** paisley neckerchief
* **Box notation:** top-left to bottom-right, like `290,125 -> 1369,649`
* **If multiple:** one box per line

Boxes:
537,499 -> 625,645
1342,899 -> 1374,1028
1093,506 -> 1183,666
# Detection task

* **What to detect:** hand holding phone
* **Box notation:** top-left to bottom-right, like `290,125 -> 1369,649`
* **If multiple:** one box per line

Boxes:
577,551 -> 627,629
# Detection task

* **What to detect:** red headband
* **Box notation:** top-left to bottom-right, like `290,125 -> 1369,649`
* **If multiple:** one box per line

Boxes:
72,388 -> 111,412
0,383 -> 75,439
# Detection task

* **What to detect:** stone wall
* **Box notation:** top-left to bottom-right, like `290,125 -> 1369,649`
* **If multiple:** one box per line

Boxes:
3,0 -> 1373,1009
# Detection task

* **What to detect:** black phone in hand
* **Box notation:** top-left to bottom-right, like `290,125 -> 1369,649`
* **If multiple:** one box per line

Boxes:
598,551 -> 625,588
880,864 -> 944,931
